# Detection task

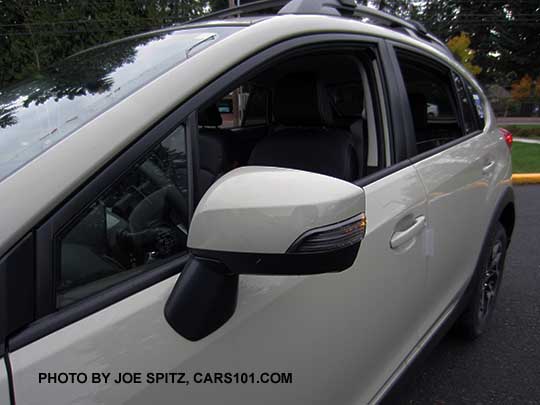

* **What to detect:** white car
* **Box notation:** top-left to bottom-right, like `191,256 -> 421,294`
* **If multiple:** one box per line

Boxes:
0,0 -> 515,404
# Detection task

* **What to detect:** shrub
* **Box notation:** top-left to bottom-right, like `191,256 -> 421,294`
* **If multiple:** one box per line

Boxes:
503,126 -> 540,139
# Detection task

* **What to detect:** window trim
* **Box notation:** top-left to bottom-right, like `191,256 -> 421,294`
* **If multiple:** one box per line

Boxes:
357,50 -> 388,171
388,41 -> 484,162
0,233 -> 34,351
379,40 -> 412,162
10,33 -> 391,351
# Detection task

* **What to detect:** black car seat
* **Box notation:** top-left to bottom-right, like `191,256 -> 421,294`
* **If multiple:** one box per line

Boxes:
408,93 -> 432,152
198,104 -> 231,197
248,72 -> 358,182
325,81 -> 367,178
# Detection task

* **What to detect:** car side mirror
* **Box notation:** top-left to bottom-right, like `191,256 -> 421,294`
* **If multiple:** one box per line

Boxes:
165,167 -> 366,341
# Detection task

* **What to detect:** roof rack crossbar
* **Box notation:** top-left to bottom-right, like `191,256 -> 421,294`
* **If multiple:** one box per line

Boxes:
352,5 -> 426,34
188,0 -> 288,24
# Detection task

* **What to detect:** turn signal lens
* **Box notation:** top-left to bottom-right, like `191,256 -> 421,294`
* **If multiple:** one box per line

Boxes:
499,127 -> 513,149
288,213 -> 367,253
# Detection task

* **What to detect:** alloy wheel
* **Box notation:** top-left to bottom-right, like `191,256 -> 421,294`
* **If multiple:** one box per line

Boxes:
478,240 -> 503,321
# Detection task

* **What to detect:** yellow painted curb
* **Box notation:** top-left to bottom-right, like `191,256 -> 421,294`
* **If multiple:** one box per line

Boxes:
512,173 -> 540,184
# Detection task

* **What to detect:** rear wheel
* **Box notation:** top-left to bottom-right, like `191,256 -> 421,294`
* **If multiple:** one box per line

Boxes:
455,222 -> 508,339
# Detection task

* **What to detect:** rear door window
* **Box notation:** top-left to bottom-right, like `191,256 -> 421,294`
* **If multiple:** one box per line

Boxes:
395,50 -> 463,154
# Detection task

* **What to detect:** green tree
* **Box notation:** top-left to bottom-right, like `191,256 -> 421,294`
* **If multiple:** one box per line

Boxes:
208,0 -> 229,12
511,74 -> 533,101
418,0 -> 540,86
447,32 -> 482,76
371,0 -> 420,19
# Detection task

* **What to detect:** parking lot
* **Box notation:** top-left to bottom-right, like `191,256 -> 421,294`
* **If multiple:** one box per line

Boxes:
383,185 -> 540,404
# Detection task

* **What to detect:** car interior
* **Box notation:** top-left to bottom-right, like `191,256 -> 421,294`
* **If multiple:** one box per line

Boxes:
196,49 -> 384,198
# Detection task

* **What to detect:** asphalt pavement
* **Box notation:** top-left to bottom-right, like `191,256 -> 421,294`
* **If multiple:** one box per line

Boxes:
382,185 -> 540,405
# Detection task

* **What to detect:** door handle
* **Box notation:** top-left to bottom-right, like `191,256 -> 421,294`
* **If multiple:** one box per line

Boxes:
482,160 -> 495,175
390,215 -> 426,249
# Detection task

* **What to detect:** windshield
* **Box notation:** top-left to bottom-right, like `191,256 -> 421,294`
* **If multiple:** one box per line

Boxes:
0,26 -> 239,183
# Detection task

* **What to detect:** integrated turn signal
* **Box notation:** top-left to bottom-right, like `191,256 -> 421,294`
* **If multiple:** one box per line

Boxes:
288,213 -> 367,254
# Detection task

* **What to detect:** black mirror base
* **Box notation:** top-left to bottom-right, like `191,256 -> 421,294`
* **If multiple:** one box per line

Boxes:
164,257 -> 238,341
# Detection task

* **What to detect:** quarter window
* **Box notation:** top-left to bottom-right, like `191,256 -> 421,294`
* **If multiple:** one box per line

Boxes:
452,72 -> 476,134
466,83 -> 486,129
56,125 -> 189,308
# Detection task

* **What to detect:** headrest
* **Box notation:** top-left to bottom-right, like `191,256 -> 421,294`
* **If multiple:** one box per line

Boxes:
273,72 -> 323,126
248,128 -> 357,181
325,82 -> 364,128
199,131 -> 227,175
199,104 -> 222,127
327,82 -> 364,118
409,93 -> 428,130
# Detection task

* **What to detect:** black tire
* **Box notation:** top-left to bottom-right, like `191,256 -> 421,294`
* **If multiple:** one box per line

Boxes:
454,222 -> 508,340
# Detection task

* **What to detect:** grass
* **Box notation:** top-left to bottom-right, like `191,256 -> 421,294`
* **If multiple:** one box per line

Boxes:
512,142 -> 540,173
510,124 -> 540,129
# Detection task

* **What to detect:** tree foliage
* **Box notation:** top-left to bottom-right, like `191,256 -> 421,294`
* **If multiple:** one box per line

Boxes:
208,0 -> 229,12
447,32 -> 482,76
418,0 -> 539,86
511,74 -> 537,101
374,1 -> 539,86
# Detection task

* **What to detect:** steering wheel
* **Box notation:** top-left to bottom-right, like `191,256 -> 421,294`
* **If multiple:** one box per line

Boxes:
120,159 -> 189,260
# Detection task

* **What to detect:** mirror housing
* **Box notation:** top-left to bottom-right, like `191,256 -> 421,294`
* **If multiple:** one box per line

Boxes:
188,166 -> 366,273
165,167 -> 366,340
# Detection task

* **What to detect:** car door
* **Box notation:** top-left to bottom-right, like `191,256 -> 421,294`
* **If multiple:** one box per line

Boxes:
391,46 -> 497,326
7,37 -> 429,405
7,165 -> 428,405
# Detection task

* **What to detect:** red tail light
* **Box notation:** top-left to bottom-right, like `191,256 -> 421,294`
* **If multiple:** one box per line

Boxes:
499,127 -> 513,149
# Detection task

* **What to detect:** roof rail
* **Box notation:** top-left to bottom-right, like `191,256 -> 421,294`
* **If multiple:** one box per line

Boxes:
187,0 -> 453,58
